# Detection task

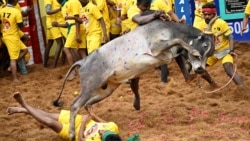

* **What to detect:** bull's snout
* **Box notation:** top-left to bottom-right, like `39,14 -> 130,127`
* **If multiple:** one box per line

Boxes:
194,66 -> 205,74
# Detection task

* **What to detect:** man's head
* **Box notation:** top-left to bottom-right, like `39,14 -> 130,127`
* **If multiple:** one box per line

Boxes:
202,3 -> 216,24
79,0 -> 88,6
101,131 -> 122,141
137,0 -> 151,12
7,0 -> 18,5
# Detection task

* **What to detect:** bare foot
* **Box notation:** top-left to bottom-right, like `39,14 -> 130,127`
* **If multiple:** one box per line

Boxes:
13,92 -> 25,106
13,79 -> 20,83
6,107 -> 27,115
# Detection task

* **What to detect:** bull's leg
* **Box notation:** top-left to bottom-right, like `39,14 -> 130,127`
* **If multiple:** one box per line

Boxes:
150,39 -> 201,57
201,70 -> 218,88
69,89 -> 92,141
130,77 -> 140,110
175,55 -> 197,83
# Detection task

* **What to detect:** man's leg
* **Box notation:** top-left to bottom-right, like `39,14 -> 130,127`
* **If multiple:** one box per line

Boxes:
10,60 -> 19,82
44,39 -> 54,67
53,37 -> 64,68
63,48 -> 76,80
223,62 -> 243,85
10,92 -> 63,133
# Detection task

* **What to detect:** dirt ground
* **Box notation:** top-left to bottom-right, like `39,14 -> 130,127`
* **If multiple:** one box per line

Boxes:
0,41 -> 250,141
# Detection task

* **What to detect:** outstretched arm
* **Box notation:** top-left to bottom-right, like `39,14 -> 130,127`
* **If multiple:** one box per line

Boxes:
88,107 -> 106,122
132,10 -> 166,25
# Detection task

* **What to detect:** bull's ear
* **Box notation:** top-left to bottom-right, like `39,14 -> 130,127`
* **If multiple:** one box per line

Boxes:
197,33 -> 205,40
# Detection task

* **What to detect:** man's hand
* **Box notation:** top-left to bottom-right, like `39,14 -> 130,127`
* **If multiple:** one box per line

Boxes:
76,37 -> 82,43
153,10 -> 165,18
52,21 -> 59,27
159,14 -> 169,21
240,26 -> 248,36
178,18 -> 186,24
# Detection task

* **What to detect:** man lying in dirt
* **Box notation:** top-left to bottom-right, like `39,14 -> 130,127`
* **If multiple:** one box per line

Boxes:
7,92 -> 122,141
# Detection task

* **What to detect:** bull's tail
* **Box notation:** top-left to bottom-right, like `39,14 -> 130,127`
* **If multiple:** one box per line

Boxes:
53,60 -> 82,107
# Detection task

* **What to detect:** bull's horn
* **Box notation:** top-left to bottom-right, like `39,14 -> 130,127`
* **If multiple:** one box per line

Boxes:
204,16 -> 219,34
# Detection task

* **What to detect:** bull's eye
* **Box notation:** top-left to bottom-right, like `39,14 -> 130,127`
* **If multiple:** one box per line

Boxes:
189,40 -> 193,45
202,43 -> 208,49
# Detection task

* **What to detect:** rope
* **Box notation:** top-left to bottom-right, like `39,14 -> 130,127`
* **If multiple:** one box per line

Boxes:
202,52 -> 238,94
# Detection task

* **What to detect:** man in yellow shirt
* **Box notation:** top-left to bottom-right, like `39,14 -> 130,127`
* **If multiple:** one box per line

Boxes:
7,92 -> 122,141
44,0 -> 66,68
92,0 -> 111,42
61,0 -> 87,80
79,0 -> 108,54
0,0 -> 28,82
241,0 -> 250,34
193,0 -> 213,27
106,0 -> 122,40
195,3 -> 244,86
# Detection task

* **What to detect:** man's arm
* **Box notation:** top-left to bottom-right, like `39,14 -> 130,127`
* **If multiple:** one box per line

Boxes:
167,10 -> 185,23
99,17 -> 109,43
88,107 -> 106,122
45,4 -> 61,15
227,34 -> 234,53
132,10 -> 165,25
241,14 -> 249,34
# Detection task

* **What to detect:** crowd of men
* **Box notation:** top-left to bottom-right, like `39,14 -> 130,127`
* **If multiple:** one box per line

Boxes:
0,0 -> 248,86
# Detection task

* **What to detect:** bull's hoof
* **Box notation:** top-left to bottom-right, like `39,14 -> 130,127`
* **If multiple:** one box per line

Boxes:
52,100 -> 64,107
133,100 -> 140,110
185,74 -> 197,83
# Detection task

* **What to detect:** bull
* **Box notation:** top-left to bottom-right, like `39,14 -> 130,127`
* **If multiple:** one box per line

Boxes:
53,19 -> 216,140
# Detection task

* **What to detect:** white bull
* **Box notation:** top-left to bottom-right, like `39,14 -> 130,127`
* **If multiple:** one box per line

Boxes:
53,19 -> 215,140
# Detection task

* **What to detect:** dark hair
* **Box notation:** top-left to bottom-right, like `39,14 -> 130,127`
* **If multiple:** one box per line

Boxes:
7,0 -> 17,4
105,134 -> 122,141
137,0 -> 152,6
202,3 -> 216,9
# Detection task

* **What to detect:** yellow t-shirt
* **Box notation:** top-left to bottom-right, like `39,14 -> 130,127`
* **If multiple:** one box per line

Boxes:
127,6 -> 141,30
121,0 -> 136,16
61,1 -> 68,20
151,0 -> 171,14
108,0 -> 122,34
0,5 -> 22,39
80,1 -> 103,35
3,0 -> 21,11
245,1 -> 250,15
44,0 -> 63,28
92,0 -> 110,32
195,18 -> 232,52
84,119 -> 119,141
64,0 -> 81,25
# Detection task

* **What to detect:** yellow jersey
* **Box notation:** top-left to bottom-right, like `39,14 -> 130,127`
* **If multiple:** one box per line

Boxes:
127,6 -> 141,30
80,1 -> 103,35
63,0 -> 81,25
0,5 -> 23,39
245,1 -> 250,15
195,18 -> 232,52
44,0 -> 63,28
84,119 -> 119,141
151,0 -> 171,13
92,0 -> 110,32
